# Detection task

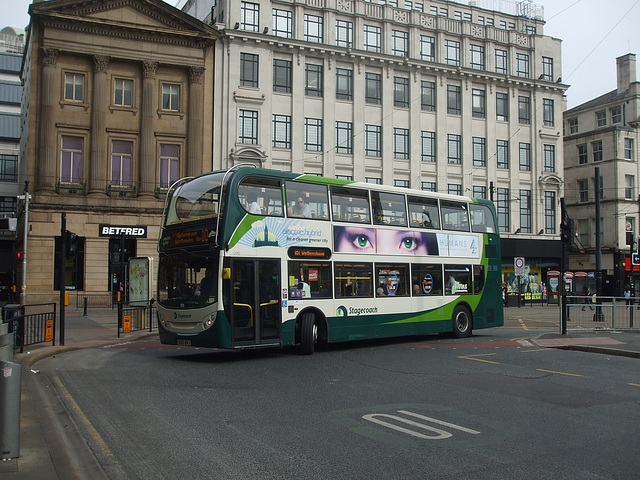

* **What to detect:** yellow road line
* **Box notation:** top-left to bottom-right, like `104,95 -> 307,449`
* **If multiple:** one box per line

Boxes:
518,319 -> 529,330
521,348 -> 551,353
54,376 -> 115,459
629,383 -> 640,387
458,353 -> 501,365
537,369 -> 582,377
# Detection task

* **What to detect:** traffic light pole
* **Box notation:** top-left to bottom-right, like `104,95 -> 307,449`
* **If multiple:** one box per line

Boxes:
59,213 -> 66,346
20,181 -> 29,304
560,198 -> 567,334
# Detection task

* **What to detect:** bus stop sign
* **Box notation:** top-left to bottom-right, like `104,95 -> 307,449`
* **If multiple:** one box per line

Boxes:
514,257 -> 526,276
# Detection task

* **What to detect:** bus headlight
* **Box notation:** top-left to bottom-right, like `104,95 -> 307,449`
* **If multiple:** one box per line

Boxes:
202,313 -> 216,330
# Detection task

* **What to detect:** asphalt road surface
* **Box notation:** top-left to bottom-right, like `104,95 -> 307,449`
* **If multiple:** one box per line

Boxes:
36,326 -> 640,480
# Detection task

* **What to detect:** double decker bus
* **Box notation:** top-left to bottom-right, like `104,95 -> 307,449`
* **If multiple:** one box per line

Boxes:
157,166 -> 503,354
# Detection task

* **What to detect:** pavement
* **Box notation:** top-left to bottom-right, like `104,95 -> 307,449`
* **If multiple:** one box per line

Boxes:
1,304 -> 639,479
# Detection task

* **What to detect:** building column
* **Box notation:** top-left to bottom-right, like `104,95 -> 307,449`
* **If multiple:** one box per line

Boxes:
139,60 -> 158,198
89,55 -> 109,196
187,66 -> 205,178
37,48 -> 58,193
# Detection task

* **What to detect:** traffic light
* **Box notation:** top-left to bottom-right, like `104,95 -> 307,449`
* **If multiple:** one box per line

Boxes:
560,215 -> 574,246
64,230 -> 78,257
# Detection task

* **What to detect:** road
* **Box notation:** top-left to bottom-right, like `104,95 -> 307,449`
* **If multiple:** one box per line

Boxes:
35,315 -> 640,479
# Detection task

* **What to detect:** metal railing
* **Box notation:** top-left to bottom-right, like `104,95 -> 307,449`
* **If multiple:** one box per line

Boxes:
3,303 -> 57,353
566,296 -> 640,332
117,303 -> 157,337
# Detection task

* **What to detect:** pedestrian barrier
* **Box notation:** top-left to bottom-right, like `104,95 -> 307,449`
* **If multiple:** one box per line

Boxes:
117,302 -> 157,337
566,296 -> 640,332
2,303 -> 56,353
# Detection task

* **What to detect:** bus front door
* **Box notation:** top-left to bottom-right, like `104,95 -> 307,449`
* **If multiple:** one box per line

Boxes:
231,259 -> 281,346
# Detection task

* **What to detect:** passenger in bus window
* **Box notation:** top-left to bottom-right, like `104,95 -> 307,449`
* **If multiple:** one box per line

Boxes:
290,197 -> 312,218
247,192 -> 261,215
199,268 -> 215,298
413,284 -> 421,296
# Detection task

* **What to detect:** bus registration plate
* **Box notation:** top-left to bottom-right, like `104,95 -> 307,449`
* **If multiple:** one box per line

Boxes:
177,339 -> 192,346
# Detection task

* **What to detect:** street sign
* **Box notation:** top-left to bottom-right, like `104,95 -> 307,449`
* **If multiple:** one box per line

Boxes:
514,257 -> 526,276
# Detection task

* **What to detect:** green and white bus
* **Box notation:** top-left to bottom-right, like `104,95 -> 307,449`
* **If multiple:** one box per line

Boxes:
157,166 -> 503,354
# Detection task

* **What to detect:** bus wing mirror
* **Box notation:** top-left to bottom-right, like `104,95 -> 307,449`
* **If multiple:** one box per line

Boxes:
222,268 -> 231,280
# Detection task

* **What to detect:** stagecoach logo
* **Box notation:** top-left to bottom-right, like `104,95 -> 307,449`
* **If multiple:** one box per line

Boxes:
336,305 -> 378,317
173,312 -> 193,320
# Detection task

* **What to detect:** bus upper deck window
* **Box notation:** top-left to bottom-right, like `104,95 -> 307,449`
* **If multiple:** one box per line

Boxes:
238,177 -> 283,217
331,187 -> 371,223
285,181 -> 329,219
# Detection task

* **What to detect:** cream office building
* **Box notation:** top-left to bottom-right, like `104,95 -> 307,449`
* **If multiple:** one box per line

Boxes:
184,0 -> 567,295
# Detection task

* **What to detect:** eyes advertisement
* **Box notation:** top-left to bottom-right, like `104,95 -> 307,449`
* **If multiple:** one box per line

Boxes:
333,226 -> 440,255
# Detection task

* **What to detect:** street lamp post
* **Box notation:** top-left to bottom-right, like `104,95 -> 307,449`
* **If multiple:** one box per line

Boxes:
18,181 -> 30,304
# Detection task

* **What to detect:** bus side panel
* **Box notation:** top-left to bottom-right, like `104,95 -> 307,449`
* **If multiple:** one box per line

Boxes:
158,312 -> 233,349
282,317 -> 295,346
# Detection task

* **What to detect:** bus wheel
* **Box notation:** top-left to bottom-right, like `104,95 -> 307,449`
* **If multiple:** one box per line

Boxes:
452,305 -> 472,338
300,312 -> 317,355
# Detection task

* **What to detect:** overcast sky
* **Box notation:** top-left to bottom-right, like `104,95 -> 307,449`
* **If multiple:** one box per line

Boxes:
3,0 -> 639,109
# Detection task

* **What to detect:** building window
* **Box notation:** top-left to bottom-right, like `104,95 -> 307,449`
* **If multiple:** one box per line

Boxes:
363,24 -> 381,53
447,134 -> 461,164
114,78 -> 133,106
421,131 -> 436,162
60,136 -> 83,183
240,53 -> 259,88
578,144 -> 588,164
336,68 -> 353,101
495,49 -> 508,74
578,219 -> 590,247
336,20 -> 353,48
473,186 -> 487,199
470,44 -> 485,70
472,137 -> 486,167
0,154 -> 18,181
392,30 -> 408,57
393,76 -> 409,108
0,197 -> 16,216
544,191 -> 556,234
519,189 -> 531,233
273,59 -> 292,93
518,95 -> 531,124
64,73 -> 84,102
542,56 -> 553,81
161,84 -> 180,111
519,142 -> 531,171
365,124 -> 382,157
447,85 -> 461,115
568,117 -> 578,134
496,188 -> 509,233
420,35 -> 435,61
578,179 -> 589,202
304,118 -> 322,152
393,128 -> 409,159
496,92 -> 509,121
422,181 -> 436,192
596,110 -> 606,127
111,140 -> 132,186
445,39 -> 460,66
336,121 -> 353,154
516,53 -> 529,78
611,106 -> 622,124
336,175 -> 353,181
366,177 -> 381,185
394,179 -> 409,188
472,88 -> 486,118
448,184 -> 462,196
625,138 -> 634,160
496,140 -> 509,169
421,80 -> 436,111
304,14 -> 324,43
592,140 -> 603,162
272,114 -> 291,149
543,144 -> 556,172
272,9 -> 292,38
159,144 -> 180,188
542,98 -> 554,127
365,72 -> 382,105
625,175 -> 635,200
239,109 -> 258,144
241,2 -> 259,31
305,63 -> 323,97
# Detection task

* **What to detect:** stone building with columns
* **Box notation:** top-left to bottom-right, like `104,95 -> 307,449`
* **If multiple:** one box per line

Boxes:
19,0 -> 217,303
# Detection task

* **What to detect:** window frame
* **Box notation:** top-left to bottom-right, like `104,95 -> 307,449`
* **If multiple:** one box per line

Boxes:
273,58 -> 292,93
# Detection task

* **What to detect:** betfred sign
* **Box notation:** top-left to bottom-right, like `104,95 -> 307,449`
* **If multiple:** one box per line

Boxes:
99,224 -> 147,238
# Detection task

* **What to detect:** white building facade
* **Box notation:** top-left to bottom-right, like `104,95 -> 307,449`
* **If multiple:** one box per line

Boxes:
183,0 -> 567,296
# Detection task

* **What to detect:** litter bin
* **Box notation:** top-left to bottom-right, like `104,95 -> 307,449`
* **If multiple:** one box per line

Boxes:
2,304 -> 22,349
0,360 -> 21,459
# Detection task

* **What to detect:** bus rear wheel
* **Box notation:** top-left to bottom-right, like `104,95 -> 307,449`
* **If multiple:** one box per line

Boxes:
300,312 -> 317,355
452,305 -> 472,338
